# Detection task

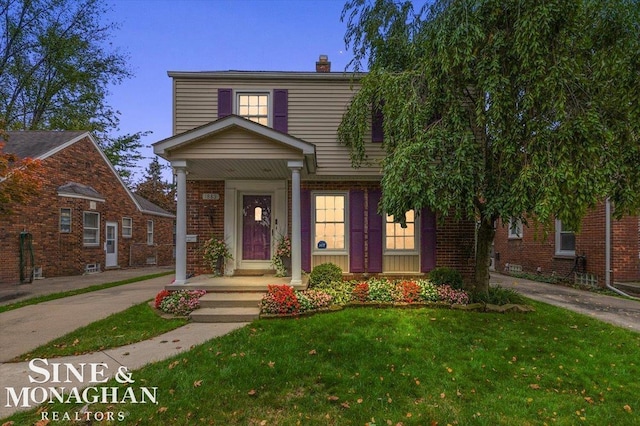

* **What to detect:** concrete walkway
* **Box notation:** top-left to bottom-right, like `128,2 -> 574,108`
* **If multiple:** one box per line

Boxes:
0,268 -> 248,419
491,273 -> 640,333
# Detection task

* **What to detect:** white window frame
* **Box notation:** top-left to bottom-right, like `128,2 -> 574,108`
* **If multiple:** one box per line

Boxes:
384,210 -> 419,253
508,218 -> 523,239
83,212 -> 100,246
147,220 -> 154,246
555,219 -> 576,256
122,217 -> 132,238
236,92 -> 270,126
312,192 -> 348,254
60,208 -> 72,233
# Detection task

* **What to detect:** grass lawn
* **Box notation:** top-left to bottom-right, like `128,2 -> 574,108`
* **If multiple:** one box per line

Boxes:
4,301 -> 639,425
11,302 -> 187,361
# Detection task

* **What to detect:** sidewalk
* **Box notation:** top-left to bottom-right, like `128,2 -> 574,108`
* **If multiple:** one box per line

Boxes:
491,273 -> 640,333
0,268 -> 248,419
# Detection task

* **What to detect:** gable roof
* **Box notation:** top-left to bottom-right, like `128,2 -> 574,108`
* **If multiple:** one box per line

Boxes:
2,131 -> 175,218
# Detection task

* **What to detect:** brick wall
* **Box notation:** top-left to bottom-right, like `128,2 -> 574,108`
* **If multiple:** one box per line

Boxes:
0,136 -> 175,284
493,204 -> 640,284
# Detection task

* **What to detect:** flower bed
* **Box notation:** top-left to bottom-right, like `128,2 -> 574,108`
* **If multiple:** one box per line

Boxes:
260,278 -> 532,318
155,289 -> 206,316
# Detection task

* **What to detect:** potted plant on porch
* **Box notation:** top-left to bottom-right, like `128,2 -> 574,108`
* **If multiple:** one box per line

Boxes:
203,236 -> 233,276
271,234 -> 291,277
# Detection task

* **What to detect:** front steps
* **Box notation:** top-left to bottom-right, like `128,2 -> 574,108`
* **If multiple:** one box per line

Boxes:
190,292 -> 263,323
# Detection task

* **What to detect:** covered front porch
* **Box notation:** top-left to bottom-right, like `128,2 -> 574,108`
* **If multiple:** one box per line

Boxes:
153,115 -> 317,287
165,272 -> 309,292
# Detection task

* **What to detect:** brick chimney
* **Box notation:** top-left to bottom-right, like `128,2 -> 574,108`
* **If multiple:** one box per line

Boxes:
316,54 -> 331,73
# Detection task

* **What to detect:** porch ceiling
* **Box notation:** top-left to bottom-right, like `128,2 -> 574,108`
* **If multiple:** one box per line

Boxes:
184,158 -> 313,180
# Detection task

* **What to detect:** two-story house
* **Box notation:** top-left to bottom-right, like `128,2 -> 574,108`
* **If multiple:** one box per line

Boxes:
153,56 -> 476,286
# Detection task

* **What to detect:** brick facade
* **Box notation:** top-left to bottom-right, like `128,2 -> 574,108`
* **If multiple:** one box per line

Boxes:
0,135 -> 175,284
493,204 -> 640,284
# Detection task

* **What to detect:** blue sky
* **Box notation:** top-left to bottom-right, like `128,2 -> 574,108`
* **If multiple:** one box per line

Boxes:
104,0 -> 354,181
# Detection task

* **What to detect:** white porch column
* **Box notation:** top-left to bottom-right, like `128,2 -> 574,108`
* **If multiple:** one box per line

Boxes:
172,160 -> 188,284
288,161 -> 303,287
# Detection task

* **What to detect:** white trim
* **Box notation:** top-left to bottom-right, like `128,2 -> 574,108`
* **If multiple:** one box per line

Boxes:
122,217 -> 133,238
508,218 -> 523,239
555,219 -> 576,256
83,211 -> 100,247
235,90 -> 271,127
383,210 -> 419,255
57,192 -> 105,203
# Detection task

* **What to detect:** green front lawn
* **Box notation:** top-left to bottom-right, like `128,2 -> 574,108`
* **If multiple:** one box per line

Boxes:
4,301 -> 639,425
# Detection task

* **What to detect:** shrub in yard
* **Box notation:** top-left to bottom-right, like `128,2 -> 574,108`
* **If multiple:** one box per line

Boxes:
295,289 -> 333,313
154,289 -> 172,309
367,278 -> 395,302
416,279 -> 439,302
400,280 -> 421,303
261,284 -> 300,314
315,281 -> 354,306
428,267 -> 464,289
159,289 -> 206,316
351,282 -> 369,302
437,285 -> 470,305
309,263 -> 343,287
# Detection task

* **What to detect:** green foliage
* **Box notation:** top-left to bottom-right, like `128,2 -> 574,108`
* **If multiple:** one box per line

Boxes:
428,267 -> 464,289
366,277 -> 396,302
314,280 -> 354,305
134,157 -> 176,212
308,262 -> 343,287
339,0 -> 640,291
471,285 -> 528,305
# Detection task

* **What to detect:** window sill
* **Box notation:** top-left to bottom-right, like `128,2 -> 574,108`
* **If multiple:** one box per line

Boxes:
554,253 -> 575,260
507,236 -> 522,240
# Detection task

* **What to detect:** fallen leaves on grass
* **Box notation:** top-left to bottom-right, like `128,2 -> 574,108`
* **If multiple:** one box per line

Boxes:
193,380 -> 202,387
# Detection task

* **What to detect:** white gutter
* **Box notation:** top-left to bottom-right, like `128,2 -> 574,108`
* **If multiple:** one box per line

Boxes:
604,198 -> 640,300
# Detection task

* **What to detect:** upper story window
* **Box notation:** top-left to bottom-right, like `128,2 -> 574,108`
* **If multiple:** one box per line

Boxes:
508,218 -> 523,239
237,93 -> 269,125
385,210 -> 416,251
555,220 -> 575,256
314,194 -> 347,252
83,212 -> 100,246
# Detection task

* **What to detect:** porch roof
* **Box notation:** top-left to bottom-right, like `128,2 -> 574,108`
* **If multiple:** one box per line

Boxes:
153,115 -> 317,179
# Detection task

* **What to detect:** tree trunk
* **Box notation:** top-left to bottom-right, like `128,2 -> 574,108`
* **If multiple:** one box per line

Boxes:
473,218 -> 496,294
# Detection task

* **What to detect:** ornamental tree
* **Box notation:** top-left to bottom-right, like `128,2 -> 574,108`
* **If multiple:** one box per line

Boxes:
338,0 -> 640,292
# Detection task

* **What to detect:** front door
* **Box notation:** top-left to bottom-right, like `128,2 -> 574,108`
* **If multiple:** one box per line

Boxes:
242,195 -> 272,262
105,221 -> 118,268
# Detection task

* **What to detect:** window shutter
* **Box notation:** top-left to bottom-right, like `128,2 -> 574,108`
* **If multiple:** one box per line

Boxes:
218,88 -> 232,118
368,189 -> 383,273
301,189 -> 311,272
372,104 -> 384,143
420,207 -> 436,272
273,89 -> 288,133
349,190 -> 365,273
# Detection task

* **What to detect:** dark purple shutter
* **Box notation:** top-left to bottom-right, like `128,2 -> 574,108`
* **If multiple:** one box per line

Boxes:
273,89 -> 288,133
349,190 -> 365,273
372,104 -> 384,143
421,207 -> 437,272
218,88 -> 232,118
301,189 -> 311,272
368,189 -> 383,273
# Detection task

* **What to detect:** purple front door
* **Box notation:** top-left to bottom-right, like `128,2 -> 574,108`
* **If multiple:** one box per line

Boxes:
242,195 -> 272,260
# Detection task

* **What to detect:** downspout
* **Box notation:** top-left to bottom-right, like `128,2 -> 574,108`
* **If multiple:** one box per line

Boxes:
604,198 -> 640,300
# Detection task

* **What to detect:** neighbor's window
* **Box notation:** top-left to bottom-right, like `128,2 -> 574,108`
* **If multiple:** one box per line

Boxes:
385,210 -> 416,251
314,194 -> 346,251
60,208 -> 72,233
122,217 -> 132,238
147,220 -> 154,245
83,212 -> 100,246
555,220 -> 575,256
508,218 -> 523,239
237,93 -> 269,125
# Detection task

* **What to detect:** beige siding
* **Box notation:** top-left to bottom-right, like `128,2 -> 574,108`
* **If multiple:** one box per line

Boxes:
383,255 -> 420,273
173,76 -> 385,177
312,255 -> 349,272
169,128 -> 303,160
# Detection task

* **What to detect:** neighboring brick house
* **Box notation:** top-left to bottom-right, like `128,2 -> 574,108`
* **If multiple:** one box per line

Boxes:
153,56 -> 477,286
493,205 -> 640,286
0,131 -> 175,284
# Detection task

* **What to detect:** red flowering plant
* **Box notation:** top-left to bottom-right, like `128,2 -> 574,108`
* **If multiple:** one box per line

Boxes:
154,289 -> 172,309
296,289 -> 333,312
400,280 -> 422,303
261,284 -> 300,314
351,282 -> 370,302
